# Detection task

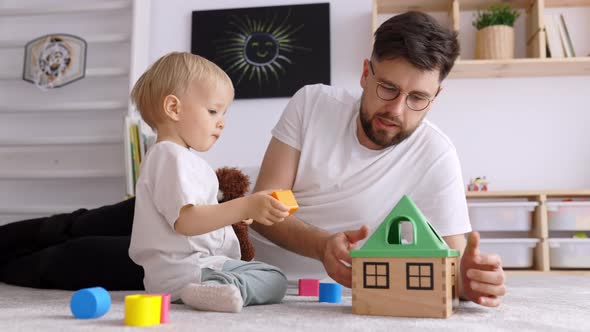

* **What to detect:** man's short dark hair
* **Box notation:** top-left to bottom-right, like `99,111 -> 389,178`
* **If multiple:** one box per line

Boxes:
372,11 -> 460,82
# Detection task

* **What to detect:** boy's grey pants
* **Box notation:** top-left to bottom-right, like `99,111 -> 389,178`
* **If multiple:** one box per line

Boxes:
200,259 -> 287,306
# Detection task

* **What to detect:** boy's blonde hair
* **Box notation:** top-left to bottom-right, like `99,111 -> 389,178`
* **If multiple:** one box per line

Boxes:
130,52 -> 233,129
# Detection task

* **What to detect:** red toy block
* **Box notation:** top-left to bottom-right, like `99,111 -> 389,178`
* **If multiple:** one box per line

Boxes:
298,279 -> 320,296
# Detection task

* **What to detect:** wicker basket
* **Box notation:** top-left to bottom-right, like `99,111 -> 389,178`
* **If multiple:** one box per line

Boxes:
475,25 -> 515,59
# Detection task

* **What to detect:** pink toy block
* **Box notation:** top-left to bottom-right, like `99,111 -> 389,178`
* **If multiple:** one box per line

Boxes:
159,294 -> 171,323
298,279 -> 320,296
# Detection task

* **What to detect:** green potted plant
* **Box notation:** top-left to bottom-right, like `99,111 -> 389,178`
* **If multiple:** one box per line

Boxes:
472,4 -> 520,59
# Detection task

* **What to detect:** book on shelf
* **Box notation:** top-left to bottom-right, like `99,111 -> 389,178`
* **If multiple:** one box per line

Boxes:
545,14 -> 564,58
131,122 -> 141,186
124,116 -> 149,196
558,14 -> 576,57
545,14 -> 577,58
123,116 -> 134,196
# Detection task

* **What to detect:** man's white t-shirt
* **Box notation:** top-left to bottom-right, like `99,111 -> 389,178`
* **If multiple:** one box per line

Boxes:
250,84 -> 471,282
129,142 -> 241,300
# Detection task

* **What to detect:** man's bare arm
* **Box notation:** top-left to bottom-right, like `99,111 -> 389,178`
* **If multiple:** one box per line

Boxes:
444,233 -> 467,257
251,137 -> 330,260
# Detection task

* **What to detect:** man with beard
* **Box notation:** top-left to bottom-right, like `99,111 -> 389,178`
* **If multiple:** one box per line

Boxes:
250,11 -> 506,307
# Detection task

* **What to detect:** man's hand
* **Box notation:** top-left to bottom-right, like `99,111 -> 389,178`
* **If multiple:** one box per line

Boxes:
320,225 -> 370,287
461,231 -> 507,307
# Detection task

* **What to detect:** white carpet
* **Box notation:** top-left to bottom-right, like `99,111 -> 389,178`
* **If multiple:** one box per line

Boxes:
1,273 -> 589,331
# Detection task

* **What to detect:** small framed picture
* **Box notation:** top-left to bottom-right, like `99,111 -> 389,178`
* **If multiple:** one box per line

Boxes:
23,34 -> 87,89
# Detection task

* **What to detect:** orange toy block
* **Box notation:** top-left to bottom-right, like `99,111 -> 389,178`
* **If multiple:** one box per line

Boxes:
271,190 -> 299,215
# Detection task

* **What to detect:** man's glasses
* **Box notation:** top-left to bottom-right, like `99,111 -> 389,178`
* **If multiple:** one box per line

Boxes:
369,60 -> 438,112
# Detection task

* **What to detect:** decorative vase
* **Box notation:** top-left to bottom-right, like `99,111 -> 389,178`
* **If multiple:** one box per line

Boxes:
475,25 -> 515,59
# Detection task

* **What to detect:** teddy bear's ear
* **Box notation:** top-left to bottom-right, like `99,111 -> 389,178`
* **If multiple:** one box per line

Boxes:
216,167 -> 250,202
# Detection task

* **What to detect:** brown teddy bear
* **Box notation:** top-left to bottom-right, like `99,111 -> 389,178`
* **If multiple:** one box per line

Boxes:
216,167 -> 255,261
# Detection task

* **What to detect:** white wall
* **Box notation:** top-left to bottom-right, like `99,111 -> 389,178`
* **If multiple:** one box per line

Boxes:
147,0 -> 590,191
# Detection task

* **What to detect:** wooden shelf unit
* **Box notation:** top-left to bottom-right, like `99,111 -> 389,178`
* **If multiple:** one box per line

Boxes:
467,190 -> 590,272
372,0 -> 590,78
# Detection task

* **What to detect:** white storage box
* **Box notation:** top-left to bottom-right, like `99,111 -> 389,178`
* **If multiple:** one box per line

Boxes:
479,238 -> 539,268
547,201 -> 590,231
468,202 -> 538,231
549,238 -> 590,268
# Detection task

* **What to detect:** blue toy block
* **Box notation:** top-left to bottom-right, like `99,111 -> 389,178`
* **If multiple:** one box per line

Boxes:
319,283 -> 342,303
70,287 -> 111,319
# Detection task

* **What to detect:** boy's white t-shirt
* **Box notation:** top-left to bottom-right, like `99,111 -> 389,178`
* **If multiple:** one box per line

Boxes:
250,84 -> 471,282
129,141 -> 240,300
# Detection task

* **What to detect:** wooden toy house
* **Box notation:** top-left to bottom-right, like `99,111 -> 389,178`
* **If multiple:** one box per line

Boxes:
351,195 -> 460,318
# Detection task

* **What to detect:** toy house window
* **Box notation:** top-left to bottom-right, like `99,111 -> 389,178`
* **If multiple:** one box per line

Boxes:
406,263 -> 433,290
400,221 -> 414,244
363,262 -> 389,289
388,218 -> 414,245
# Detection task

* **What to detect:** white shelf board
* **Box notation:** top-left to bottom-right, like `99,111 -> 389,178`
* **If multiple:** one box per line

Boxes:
0,67 -> 129,80
0,33 -> 130,48
0,101 -> 127,113
0,170 -> 125,179
0,136 -> 122,146
0,0 -> 132,16
87,67 -> 129,77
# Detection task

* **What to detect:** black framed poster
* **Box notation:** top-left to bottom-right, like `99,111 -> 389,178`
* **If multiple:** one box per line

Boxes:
192,3 -> 330,99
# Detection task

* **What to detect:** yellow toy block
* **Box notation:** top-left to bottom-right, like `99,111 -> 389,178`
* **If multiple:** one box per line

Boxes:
124,294 -> 162,327
271,190 -> 299,215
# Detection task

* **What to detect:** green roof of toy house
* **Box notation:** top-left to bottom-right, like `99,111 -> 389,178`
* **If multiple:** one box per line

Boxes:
350,195 -> 459,258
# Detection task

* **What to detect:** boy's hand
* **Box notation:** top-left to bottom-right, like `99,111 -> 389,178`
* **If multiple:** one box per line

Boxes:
247,190 -> 290,226
240,219 -> 253,225
461,232 -> 507,307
